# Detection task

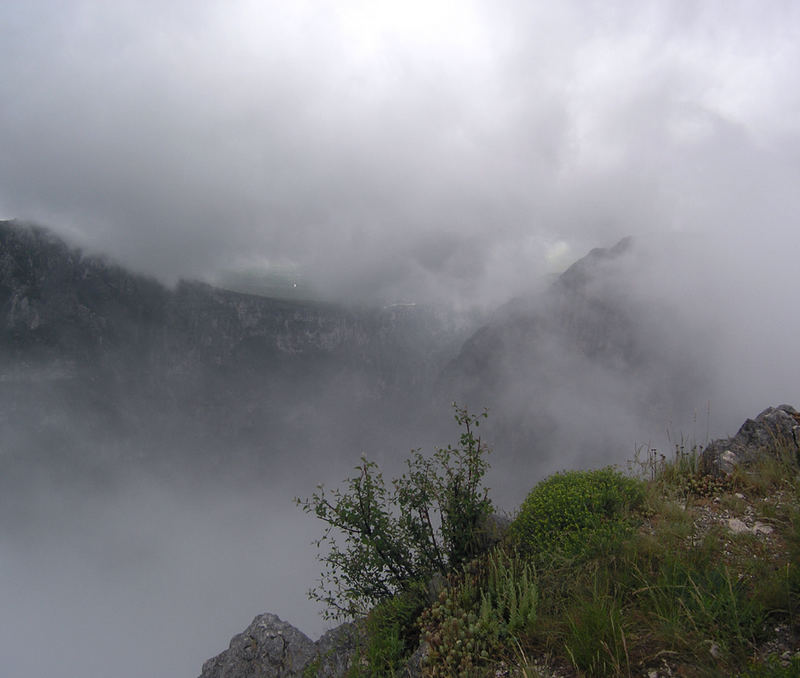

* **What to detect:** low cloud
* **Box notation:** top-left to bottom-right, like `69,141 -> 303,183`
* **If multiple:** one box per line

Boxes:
1,1 -> 797,308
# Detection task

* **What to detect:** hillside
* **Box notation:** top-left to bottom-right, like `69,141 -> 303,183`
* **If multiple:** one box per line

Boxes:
0,219 -> 471,476
200,405 -> 800,677
4,219 -> 789,678
2,220 -> 719,485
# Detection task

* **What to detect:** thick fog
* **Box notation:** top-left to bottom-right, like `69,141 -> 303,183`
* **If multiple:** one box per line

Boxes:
1,2 -> 799,677
2,1 -> 798,306
0,468 -> 327,676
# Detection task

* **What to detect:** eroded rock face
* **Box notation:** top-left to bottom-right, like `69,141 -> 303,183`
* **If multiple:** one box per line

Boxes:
0,220 -> 471,472
199,614 -> 315,678
199,614 -> 360,678
311,622 -> 362,678
700,405 -> 800,476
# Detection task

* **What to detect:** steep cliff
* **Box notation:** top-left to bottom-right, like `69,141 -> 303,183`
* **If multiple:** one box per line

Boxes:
0,220 -> 469,476
1,221 -> 715,482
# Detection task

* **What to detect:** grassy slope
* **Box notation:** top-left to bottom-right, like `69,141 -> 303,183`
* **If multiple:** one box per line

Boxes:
354,447 -> 800,678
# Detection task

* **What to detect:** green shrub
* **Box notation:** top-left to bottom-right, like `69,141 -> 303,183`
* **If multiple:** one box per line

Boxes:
297,404 -> 493,619
510,468 -> 644,559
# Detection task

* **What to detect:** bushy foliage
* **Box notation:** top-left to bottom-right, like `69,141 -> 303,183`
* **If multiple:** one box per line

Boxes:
300,411 -> 800,678
419,547 -> 538,677
297,404 -> 493,619
510,467 -> 644,559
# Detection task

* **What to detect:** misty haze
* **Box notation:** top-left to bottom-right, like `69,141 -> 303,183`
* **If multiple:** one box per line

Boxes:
1,2 -> 799,677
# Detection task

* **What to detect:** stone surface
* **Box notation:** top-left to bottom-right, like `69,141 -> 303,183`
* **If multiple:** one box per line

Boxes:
199,615 -> 361,678
727,518 -> 749,534
400,640 -> 428,678
311,622 -> 361,678
199,614 -> 316,678
700,405 -> 800,476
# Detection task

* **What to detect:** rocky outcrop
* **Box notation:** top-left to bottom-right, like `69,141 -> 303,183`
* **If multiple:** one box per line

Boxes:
198,516 -> 512,678
198,615 -> 360,678
700,404 -> 800,476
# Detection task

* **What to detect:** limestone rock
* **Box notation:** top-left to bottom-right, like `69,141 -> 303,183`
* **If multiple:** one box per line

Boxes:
199,614 -> 316,678
400,639 -> 428,678
310,622 -> 361,678
727,518 -> 750,534
199,615 -> 361,678
700,405 -> 800,476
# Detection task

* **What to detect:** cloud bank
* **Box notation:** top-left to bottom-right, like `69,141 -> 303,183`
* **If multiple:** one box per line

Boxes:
1,0 -> 798,306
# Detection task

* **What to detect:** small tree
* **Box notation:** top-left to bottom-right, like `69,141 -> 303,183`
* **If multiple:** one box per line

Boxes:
297,404 -> 493,619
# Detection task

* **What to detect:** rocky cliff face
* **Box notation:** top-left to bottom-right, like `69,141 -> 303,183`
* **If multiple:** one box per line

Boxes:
700,404 -> 800,476
1,221 -> 714,482
0,220 -> 470,477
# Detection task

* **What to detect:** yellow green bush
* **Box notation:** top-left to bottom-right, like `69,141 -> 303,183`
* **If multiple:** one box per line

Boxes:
510,467 -> 644,559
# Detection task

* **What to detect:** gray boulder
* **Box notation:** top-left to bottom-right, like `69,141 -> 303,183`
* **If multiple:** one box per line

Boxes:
700,404 -> 800,476
199,614 -> 360,678
199,614 -> 316,678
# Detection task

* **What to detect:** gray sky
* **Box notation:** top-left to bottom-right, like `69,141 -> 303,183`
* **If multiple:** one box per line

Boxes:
2,0 -> 798,305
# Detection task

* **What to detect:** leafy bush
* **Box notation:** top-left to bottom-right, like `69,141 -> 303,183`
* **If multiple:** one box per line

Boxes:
298,409 -> 800,677
510,467 -> 644,559
297,404 -> 493,619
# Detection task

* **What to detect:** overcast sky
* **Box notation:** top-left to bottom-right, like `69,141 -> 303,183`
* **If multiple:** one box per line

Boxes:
1,0 -> 799,306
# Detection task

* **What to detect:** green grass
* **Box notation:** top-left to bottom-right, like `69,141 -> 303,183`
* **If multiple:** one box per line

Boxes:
353,449 -> 800,678
347,583 -> 427,677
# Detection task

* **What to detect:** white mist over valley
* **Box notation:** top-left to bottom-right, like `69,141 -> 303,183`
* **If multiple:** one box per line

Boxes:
1,2 -> 799,677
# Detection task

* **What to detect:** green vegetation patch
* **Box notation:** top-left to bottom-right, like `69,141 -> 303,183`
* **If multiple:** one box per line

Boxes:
510,467 -> 645,559
418,547 -> 538,678
362,583 -> 428,676
302,408 -> 800,678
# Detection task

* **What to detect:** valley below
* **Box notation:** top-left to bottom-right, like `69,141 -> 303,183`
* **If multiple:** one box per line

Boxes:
1,220 -> 795,677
